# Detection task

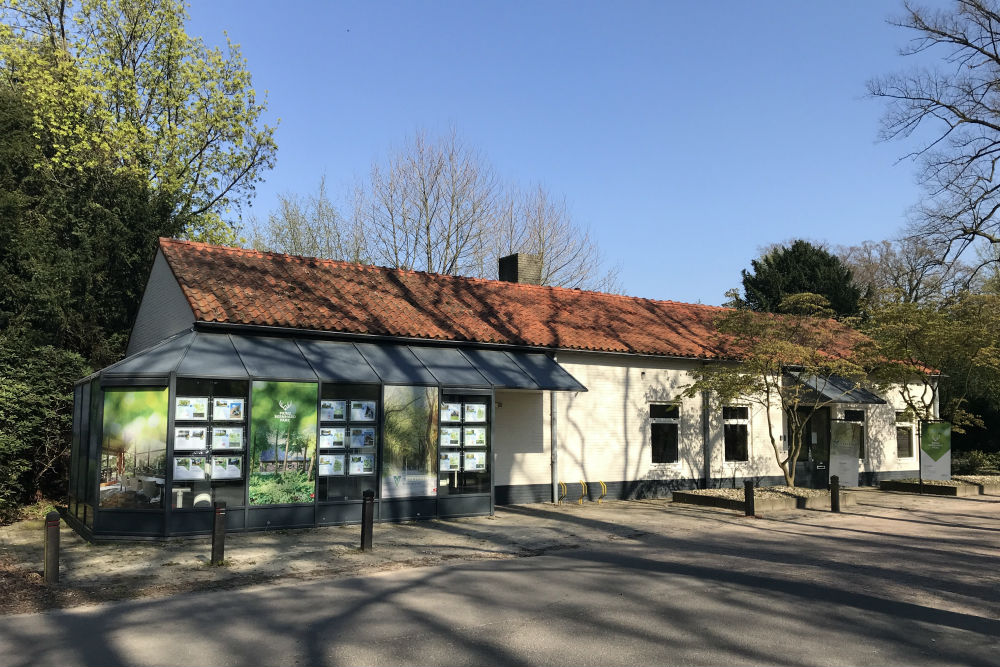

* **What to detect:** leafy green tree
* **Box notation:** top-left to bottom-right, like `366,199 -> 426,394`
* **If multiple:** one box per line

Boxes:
866,293 -> 1000,433
738,240 -> 865,318
0,0 -> 277,241
683,295 -> 877,486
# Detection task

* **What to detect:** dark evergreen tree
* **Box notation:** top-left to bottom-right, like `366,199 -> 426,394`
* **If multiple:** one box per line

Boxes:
740,240 -> 864,318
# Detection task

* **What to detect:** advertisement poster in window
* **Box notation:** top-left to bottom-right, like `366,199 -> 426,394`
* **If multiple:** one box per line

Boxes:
211,456 -> 242,480
211,427 -> 243,450
320,427 -> 346,449
350,427 -> 376,448
174,427 -> 207,451
100,388 -> 168,509
248,381 -> 318,505
350,400 -> 376,422
463,451 -> 487,471
319,454 -> 346,476
213,398 -> 244,421
829,421 -> 860,487
440,427 -> 461,448
464,403 -> 487,423
174,456 -> 210,480
463,426 -> 487,447
349,453 -> 374,475
441,403 -> 462,423
439,451 -> 461,472
175,397 -> 208,420
320,400 -> 346,422
381,386 -> 439,499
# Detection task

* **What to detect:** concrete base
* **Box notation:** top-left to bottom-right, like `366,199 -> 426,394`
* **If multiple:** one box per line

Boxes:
671,490 -> 857,513
879,481 -> 979,496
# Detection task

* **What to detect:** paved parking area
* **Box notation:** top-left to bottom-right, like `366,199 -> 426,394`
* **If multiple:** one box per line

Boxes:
0,488 -> 997,665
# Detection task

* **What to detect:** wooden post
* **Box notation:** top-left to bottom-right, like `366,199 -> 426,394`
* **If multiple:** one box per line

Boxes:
361,489 -> 374,551
211,501 -> 227,565
743,480 -> 755,517
830,475 -> 841,513
44,511 -> 60,585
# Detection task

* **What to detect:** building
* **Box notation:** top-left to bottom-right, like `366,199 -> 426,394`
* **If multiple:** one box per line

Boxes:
65,239 -> 925,540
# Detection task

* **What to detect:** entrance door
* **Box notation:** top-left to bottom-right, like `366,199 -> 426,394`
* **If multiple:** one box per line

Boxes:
795,408 -> 830,488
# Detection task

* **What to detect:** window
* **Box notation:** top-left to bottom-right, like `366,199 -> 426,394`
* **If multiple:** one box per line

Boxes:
723,406 -> 749,462
650,403 -> 680,464
844,409 -> 865,459
895,411 -> 914,459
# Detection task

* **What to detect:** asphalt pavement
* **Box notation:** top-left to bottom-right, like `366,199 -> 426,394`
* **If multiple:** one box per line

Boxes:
1,491 -> 998,666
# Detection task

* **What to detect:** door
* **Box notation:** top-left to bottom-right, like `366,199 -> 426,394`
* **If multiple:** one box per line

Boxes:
795,407 -> 830,488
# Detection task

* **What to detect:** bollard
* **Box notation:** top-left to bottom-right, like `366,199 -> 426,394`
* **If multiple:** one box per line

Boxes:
44,511 -> 60,585
830,475 -> 841,513
211,501 -> 227,565
360,489 -> 374,551
743,480 -> 755,517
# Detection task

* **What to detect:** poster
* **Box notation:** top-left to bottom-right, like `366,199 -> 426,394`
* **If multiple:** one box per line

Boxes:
440,427 -> 461,447
464,403 -> 487,423
829,421 -> 860,487
350,427 -> 376,448
249,381 -> 318,505
175,396 -> 208,420
211,456 -> 242,480
320,427 -> 346,449
320,399 -> 346,422
213,398 -> 244,421
464,451 -> 487,471
441,403 -> 462,423
100,388 -> 169,509
439,451 -> 461,472
211,427 -> 243,450
350,400 -> 376,421
174,427 -> 208,451
921,422 -> 952,481
464,426 -> 487,447
349,453 -> 375,475
174,456 -> 210,480
318,454 -> 345,476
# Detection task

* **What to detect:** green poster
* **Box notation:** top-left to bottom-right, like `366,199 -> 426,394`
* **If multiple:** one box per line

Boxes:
921,422 -> 951,462
249,381 -> 318,505
100,388 -> 168,508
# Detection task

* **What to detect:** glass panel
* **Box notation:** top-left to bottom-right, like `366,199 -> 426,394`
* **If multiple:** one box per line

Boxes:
896,426 -> 914,458
99,388 -> 168,509
650,404 -> 679,420
843,410 -> 865,422
723,406 -> 749,421
248,381 -> 318,505
382,386 -> 439,498
651,423 -> 679,463
724,424 -> 748,461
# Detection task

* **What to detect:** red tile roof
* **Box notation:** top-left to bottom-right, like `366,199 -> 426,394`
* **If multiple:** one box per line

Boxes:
157,238 -> 749,359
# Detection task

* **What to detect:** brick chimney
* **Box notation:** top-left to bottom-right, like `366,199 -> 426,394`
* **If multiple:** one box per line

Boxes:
498,253 -> 542,285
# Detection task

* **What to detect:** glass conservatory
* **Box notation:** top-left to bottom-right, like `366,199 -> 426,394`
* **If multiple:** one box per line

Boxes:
65,330 -> 584,541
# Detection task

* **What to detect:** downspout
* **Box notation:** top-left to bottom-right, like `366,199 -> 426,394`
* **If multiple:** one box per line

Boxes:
701,361 -> 711,489
550,390 -> 559,503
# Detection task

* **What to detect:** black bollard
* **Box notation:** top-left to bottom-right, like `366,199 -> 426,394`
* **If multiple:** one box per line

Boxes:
743,479 -> 755,517
211,501 -> 227,565
830,475 -> 841,513
360,489 -> 375,551
44,511 -> 60,585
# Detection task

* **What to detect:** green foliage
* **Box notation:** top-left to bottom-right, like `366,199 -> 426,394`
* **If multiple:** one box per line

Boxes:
0,334 -> 90,521
0,0 -> 277,237
683,308 -> 875,486
248,471 -> 315,505
739,240 -> 865,318
865,294 -> 1000,433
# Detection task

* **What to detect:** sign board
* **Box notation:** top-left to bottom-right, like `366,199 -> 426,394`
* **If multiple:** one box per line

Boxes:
920,422 -> 951,481
828,421 -> 859,487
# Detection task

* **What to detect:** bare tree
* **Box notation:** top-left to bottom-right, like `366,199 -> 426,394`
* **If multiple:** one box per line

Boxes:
249,176 -> 367,263
362,129 -> 500,275
485,184 -> 622,292
869,0 -> 1000,274
837,236 -> 976,305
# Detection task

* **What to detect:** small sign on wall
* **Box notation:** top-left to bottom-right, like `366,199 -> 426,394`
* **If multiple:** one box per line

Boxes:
920,422 -> 951,481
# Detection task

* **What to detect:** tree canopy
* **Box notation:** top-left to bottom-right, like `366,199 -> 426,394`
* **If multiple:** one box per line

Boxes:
738,240 -> 864,317
0,0 -> 277,241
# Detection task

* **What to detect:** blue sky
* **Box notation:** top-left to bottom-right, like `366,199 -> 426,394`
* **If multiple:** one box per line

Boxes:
187,1 -> 933,305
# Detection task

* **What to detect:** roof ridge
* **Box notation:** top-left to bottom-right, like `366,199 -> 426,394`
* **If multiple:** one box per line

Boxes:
157,237 -> 730,311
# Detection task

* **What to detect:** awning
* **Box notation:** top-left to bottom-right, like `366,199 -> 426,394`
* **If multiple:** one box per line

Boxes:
789,373 -> 886,405
100,330 -> 586,392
